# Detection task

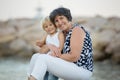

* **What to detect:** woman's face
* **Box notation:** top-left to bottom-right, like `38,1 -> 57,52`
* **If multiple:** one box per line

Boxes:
54,15 -> 70,31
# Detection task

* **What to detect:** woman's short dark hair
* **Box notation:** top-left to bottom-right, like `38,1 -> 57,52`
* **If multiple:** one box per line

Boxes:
49,7 -> 72,24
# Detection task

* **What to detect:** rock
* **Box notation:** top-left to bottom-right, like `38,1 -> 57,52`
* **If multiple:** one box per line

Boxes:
93,50 -> 106,61
9,38 -> 33,57
112,52 -> 120,64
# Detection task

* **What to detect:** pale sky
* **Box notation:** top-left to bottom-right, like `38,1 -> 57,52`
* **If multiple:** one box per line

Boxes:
0,0 -> 120,21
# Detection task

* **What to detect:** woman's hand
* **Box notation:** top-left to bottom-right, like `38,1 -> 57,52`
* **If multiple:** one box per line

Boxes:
47,44 -> 61,57
49,52 -> 56,57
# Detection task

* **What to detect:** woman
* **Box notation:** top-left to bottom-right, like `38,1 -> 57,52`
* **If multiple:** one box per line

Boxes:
29,7 -> 93,80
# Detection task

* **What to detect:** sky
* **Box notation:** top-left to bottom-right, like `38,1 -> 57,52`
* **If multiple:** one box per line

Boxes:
0,0 -> 120,21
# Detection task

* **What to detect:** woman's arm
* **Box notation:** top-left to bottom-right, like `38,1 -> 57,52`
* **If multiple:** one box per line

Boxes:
60,27 -> 85,62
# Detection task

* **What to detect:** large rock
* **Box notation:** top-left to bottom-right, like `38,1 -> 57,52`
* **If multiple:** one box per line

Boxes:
9,39 -> 33,56
0,18 -> 43,57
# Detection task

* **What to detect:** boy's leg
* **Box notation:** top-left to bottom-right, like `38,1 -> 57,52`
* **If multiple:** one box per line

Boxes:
44,71 -> 58,80
48,73 -> 58,80
27,53 -> 40,76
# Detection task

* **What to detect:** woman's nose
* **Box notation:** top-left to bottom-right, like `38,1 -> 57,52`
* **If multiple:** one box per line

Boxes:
58,20 -> 62,25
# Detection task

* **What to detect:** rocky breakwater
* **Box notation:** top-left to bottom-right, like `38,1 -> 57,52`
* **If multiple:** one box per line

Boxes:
74,15 -> 120,64
0,16 -> 120,64
0,18 -> 45,58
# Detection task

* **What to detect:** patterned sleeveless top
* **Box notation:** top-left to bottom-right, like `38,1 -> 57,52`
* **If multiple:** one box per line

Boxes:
62,24 -> 93,72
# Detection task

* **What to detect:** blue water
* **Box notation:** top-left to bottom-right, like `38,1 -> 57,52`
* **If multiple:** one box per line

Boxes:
0,57 -> 120,80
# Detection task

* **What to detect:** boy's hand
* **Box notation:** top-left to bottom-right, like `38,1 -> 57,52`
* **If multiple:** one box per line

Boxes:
36,40 -> 44,47
39,45 -> 50,53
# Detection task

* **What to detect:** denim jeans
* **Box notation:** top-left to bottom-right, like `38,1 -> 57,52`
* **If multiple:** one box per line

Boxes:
44,71 -> 58,80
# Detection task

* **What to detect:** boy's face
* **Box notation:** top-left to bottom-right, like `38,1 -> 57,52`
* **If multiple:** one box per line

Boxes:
43,21 -> 57,35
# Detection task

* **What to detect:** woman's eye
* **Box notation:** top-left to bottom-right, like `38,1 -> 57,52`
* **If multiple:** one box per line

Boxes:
60,17 -> 63,20
55,20 -> 58,23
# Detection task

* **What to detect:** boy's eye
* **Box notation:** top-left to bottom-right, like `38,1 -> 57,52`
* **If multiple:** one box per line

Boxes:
49,23 -> 53,26
44,26 -> 48,28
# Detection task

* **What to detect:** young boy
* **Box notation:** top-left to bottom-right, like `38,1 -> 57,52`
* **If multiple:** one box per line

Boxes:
28,16 -> 64,80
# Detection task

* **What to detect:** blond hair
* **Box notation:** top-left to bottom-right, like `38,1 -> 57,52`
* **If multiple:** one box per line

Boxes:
42,16 -> 51,30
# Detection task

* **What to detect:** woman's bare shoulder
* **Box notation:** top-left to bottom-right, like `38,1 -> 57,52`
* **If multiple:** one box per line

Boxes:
72,26 -> 84,34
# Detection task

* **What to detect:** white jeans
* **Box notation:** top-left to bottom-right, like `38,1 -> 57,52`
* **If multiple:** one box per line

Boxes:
28,53 -> 92,80
27,53 -> 40,77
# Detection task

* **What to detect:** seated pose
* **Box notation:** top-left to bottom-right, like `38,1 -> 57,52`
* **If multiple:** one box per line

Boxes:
29,7 -> 93,80
27,16 -> 64,80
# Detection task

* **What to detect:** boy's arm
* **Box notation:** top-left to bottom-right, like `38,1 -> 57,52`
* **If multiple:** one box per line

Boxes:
46,32 -> 64,56
37,34 -> 50,54
36,34 -> 47,47
39,45 -> 50,54
58,31 -> 64,51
